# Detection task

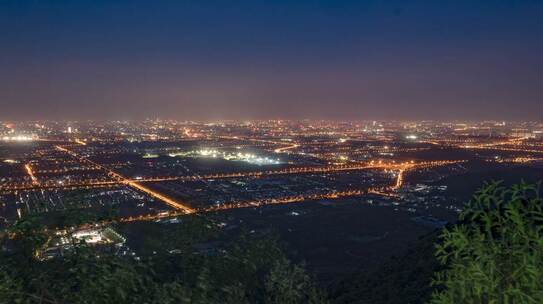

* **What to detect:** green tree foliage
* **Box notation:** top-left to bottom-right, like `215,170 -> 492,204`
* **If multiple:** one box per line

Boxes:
431,181 -> 543,303
265,258 -> 328,304
0,213 -> 327,304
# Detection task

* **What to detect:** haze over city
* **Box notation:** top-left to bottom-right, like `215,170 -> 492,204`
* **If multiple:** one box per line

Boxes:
1,0 -> 542,121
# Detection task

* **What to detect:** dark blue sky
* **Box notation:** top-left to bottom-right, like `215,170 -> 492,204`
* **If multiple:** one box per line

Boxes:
1,0 -> 542,120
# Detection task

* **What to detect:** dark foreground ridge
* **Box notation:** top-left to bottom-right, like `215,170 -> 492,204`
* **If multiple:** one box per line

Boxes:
1,181 -> 542,303
331,233 -> 439,304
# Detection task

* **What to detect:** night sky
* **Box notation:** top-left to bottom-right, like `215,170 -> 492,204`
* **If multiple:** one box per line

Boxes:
1,1 -> 542,121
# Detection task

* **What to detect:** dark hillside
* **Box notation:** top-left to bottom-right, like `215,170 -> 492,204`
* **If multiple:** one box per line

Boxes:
331,233 -> 439,304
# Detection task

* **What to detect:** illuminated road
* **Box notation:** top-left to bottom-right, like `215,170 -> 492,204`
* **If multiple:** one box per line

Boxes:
392,168 -> 405,190
424,138 -> 543,154
60,187 -> 389,228
1,160 -> 464,193
54,145 -> 195,214
51,159 -> 467,230
461,145 -> 543,154
219,135 -> 301,154
74,138 -> 87,145
24,178 -> 436,234
3,122 -> 542,236
126,180 -> 195,213
274,143 -> 300,153
24,164 -> 39,185
3,138 -> 466,220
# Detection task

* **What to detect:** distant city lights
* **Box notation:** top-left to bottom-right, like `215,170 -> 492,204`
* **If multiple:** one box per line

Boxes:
2,135 -> 36,142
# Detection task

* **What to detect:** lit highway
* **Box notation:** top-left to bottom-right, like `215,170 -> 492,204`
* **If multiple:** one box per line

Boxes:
1,160 -> 464,193
1,119 -> 541,232
24,163 -> 39,185
43,159 -> 466,230
53,145 -> 195,214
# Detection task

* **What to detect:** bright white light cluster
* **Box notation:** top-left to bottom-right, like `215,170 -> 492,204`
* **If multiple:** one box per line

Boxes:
198,149 -> 219,157
195,149 -> 281,165
2,135 -> 36,142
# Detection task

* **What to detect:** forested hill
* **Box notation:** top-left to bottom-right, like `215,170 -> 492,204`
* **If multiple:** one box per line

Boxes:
331,233 -> 439,304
